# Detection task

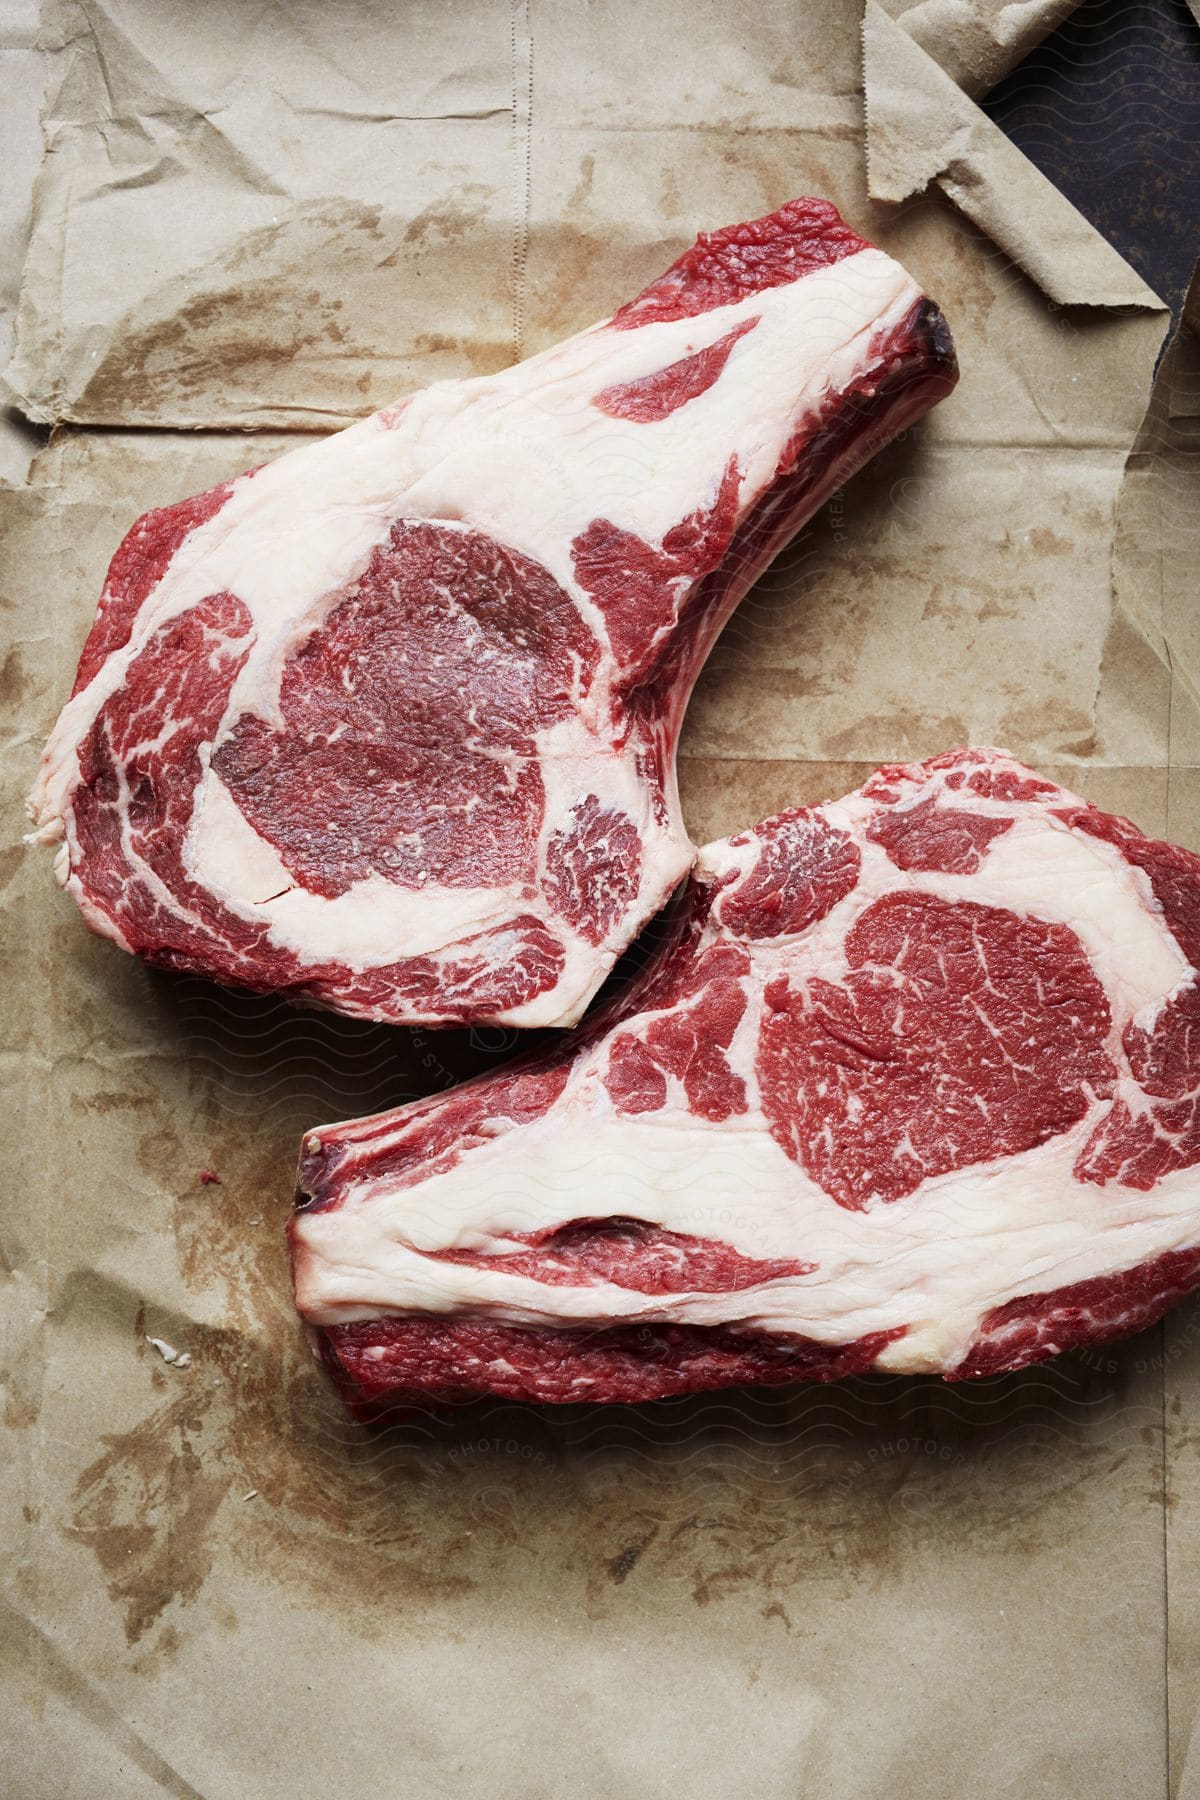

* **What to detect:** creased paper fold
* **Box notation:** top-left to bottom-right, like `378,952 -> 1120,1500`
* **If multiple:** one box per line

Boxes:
1099,257 -> 1200,791
863,0 -> 1166,310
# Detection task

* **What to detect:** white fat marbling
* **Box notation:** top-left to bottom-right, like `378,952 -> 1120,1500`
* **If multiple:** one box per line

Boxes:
292,1108 -> 1200,1372
32,247 -> 920,1024
292,755 -> 1200,1369
183,706 -> 691,1026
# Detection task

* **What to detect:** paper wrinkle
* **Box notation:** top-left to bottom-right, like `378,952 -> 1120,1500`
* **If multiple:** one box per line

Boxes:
0,1602 -> 209,1800
863,0 -> 1166,310
1097,258 -> 1200,781
8,0 -> 519,428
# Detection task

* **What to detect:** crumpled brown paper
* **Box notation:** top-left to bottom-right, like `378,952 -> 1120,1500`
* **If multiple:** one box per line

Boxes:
7,0 -> 521,428
863,0 -> 1167,309
3,1 -> 1199,1795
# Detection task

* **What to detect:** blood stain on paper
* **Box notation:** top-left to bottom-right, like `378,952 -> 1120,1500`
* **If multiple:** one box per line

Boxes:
127,1112 -> 484,1618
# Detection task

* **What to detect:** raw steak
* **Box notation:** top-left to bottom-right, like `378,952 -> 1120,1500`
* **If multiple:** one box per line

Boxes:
293,749 -> 1200,1412
29,199 -> 956,1027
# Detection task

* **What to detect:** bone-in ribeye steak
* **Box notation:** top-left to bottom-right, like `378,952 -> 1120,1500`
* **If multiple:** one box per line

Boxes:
29,199 -> 956,1027
294,749 -> 1200,1411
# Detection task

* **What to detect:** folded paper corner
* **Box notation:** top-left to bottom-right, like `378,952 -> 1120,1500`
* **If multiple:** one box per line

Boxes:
862,0 -> 1167,313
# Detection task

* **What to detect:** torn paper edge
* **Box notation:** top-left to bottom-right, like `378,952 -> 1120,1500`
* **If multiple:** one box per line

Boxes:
862,0 -> 1166,311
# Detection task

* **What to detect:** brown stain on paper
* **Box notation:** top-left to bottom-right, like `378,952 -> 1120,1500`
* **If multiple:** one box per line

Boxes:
5,1391 -> 39,1431
64,992 -> 1176,1651
72,196 -> 521,420
70,1389 -> 226,1646
1029,525 -> 1074,557
399,184 -> 493,249
71,1087 -> 152,1117
63,1107 -> 485,1647
75,204 -> 385,421
999,697 -> 1096,760
0,646 -> 29,708
566,154 -> 595,214
80,282 -> 350,421
606,1525 -> 659,1585
0,843 -> 26,894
